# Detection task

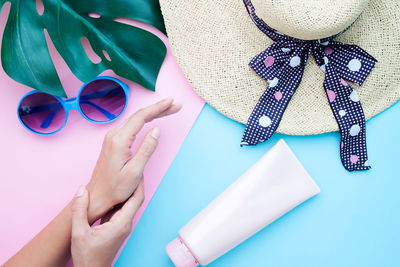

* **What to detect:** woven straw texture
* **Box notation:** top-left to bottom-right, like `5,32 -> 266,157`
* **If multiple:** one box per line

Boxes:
252,0 -> 368,40
160,0 -> 400,135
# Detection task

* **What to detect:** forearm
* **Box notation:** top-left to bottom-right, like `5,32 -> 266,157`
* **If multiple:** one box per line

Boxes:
4,202 -> 74,267
4,191 -> 110,267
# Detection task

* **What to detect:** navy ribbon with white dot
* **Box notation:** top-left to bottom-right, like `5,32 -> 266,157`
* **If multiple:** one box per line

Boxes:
242,0 -> 377,171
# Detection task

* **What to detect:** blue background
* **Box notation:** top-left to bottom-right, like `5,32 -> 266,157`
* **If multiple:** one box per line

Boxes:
116,101 -> 400,267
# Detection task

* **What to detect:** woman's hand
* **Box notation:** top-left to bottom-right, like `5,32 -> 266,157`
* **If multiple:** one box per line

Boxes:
86,98 -> 181,223
4,98 -> 181,267
71,184 -> 144,267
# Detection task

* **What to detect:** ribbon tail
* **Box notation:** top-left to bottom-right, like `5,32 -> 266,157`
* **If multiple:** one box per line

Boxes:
324,68 -> 370,171
241,63 -> 306,146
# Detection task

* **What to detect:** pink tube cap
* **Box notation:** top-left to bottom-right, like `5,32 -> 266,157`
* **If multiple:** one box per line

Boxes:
166,238 -> 198,267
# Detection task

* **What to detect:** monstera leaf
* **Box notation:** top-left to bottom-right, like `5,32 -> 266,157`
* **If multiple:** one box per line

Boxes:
0,0 -> 167,97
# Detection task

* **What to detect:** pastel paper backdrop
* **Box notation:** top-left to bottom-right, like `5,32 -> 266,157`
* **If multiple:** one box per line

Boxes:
116,103 -> 400,267
0,3 -> 204,264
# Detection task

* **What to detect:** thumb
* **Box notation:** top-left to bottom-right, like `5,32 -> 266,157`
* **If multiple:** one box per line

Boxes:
71,185 -> 90,237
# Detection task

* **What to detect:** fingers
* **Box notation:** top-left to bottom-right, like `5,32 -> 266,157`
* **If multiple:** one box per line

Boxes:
100,203 -> 123,224
111,180 -> 145,226
123,127 -> 160,176
118,98 -> 172,138
154,102 -> 182,119
71,186 -> 90,237
121,103 -> 183,173
113,98 -> 181,145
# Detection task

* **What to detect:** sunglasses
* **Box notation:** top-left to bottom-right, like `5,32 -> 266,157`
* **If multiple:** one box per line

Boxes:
18,76 -> 129,135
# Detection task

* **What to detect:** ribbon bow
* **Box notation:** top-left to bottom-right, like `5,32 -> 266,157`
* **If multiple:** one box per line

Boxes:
241,0 -> 377,171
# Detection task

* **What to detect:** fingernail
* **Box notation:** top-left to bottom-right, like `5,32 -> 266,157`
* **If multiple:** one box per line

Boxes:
162,97 -> 173,103
75,185 -> 85,197
174,102 -> 183,108
151,127 -> 161,139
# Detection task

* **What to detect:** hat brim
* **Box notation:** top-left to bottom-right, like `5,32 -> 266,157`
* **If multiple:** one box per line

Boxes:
160,0 -> 400,135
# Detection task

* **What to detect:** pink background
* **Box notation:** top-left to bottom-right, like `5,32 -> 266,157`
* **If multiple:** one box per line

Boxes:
0,3 -> 204,264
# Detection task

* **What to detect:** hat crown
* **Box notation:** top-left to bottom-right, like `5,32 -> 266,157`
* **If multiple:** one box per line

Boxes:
252,0 -> 369,40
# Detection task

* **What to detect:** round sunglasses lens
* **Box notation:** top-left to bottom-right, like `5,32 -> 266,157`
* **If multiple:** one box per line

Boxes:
79,79 -> 127,122
18,92 -> 66,134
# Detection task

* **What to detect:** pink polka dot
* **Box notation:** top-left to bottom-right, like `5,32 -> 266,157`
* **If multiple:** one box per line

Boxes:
340,78 -> 348,86
264,56 -> 275,67
324,47 -> 333,54
274,91 -> 282,101
341,142 -> 344,149
350,155 -> 359,164
247,5 -> 252,13
327,89 -> 336,103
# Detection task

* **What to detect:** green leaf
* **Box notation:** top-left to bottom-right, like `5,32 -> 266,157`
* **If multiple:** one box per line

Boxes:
0,0 -> 167,97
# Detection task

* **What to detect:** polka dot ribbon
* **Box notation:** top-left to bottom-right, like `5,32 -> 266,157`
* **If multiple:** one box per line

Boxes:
241,0 -> 377,171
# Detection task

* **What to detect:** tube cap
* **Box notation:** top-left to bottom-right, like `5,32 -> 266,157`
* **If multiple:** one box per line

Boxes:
166,238 -> 198,267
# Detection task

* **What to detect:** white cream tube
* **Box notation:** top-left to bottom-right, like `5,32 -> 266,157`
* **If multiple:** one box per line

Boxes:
166,139 -> 320,267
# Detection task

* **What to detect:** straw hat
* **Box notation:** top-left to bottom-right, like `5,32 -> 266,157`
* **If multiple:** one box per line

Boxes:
160,0 -> 400,134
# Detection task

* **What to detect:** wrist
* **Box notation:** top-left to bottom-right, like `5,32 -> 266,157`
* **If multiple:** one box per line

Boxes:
85,185 -> 112,224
